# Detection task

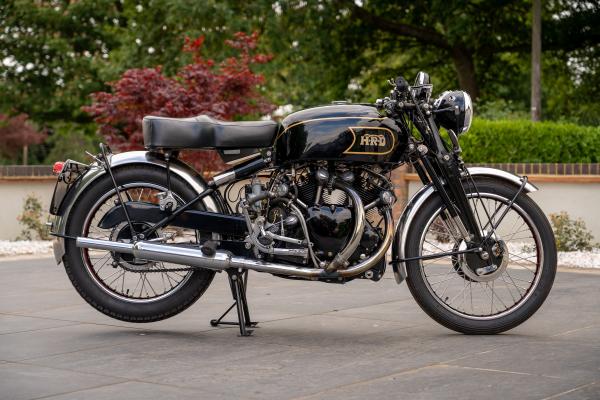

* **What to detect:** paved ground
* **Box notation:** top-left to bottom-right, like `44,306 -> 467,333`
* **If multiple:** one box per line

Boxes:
0,257 -> 598,400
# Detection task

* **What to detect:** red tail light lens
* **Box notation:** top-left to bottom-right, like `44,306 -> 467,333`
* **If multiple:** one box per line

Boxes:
53,161 -> 65,175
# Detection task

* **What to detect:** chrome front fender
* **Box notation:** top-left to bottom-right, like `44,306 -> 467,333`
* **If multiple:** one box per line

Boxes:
51,151 -> 220,264
391,167 -> 537,284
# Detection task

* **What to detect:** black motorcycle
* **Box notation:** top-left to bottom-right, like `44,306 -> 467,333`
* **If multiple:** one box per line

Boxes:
49,72 -> 556,336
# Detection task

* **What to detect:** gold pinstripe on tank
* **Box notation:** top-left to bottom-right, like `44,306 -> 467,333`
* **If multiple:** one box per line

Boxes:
275,116 -> 386,140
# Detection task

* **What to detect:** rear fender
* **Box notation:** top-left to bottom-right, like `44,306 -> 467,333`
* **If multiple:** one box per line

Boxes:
50,151 -> 222,264
391,167 -> 538,284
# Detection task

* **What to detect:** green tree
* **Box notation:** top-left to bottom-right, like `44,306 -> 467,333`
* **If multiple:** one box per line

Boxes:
43,122 -> 99,164
0,0 -> 121,124
271,0 -> 598,103
2,0 -> 599,166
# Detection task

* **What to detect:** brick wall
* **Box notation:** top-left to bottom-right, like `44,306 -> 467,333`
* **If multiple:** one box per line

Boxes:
0,165 -> 54,179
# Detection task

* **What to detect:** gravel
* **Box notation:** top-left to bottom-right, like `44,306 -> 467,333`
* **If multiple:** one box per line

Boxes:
557,249 -> 600,269
0,240 -> 53,257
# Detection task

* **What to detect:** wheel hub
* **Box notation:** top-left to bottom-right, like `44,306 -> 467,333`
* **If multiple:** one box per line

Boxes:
109,222 -> 158,271
455,237 -> 509,282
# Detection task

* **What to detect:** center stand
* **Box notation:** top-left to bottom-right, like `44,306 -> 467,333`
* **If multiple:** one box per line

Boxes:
210,269 -> 258,336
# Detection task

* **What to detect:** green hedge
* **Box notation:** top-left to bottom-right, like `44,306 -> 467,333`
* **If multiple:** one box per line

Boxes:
458,119 -> 600,163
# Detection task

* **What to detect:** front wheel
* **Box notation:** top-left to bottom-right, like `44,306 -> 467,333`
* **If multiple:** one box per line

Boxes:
405,177 -> 557,334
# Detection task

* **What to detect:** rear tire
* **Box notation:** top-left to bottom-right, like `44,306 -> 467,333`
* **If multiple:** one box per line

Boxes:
405,178 -> 557,334
64,166 -> 216,323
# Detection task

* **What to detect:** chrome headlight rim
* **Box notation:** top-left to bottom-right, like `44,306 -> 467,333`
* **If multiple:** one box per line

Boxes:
433,90 -> 473,136
461,91 -> 473,134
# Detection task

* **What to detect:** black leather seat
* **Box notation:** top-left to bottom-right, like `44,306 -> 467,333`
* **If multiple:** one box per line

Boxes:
142,115 -> 278,150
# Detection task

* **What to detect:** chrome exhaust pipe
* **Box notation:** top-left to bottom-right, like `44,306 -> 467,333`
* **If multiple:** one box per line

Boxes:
76,209 -> 393,279
76,237 -> 232,271
326,181 -> 366,272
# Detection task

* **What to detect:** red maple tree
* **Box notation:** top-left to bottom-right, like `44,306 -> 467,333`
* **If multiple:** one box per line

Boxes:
0,113 -> 46,164
83,32 -> 274,172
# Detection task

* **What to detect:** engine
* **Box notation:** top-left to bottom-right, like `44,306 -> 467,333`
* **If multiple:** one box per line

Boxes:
236,163 -> 396,281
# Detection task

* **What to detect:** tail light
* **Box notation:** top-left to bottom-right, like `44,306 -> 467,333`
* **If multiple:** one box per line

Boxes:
53,161 -> 65,175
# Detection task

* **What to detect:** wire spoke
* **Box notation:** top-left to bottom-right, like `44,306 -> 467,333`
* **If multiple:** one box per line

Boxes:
419,189 -> 543,319
80,183 -> 196,302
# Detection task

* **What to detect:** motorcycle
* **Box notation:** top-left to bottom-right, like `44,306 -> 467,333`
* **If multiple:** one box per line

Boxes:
49,72 -> 556,336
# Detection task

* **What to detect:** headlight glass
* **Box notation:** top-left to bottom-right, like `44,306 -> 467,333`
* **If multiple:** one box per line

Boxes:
433,90 -> 473,135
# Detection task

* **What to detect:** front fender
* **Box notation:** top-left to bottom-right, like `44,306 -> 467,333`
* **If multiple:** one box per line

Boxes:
50,151 -> 221,264
391,167 -> 537,284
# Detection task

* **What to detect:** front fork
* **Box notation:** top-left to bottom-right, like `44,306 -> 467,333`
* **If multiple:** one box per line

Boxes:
414,154 -> 483,244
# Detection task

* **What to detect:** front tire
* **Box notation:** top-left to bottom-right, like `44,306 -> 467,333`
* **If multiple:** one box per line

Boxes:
63,165 -> 216,323
405,178 -> 557,334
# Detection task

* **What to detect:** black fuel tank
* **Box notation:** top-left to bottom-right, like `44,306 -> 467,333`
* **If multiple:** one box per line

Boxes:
275,104 -> 407,164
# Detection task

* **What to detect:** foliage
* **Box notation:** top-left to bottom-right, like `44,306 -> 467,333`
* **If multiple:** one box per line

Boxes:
542,47 -> 600,126
550,212 -> 595,252
44,123 -> 99,164
221,1 -> 599,110
83,32 -> 274,172
476,99 -> 529,121
1,1 -> 599,162
0,113 -> 46,162
17,194 -> 50,240
0,0 -> 121,123
460,119 -> 600,163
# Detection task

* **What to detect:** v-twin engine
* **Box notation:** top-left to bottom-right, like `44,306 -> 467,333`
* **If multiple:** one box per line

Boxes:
234,165 -> 396,278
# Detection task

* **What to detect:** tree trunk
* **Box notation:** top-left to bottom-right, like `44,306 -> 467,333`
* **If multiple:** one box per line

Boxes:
451,46 -> 479,100
531,0 -> 542,121
22,145 -> 28,166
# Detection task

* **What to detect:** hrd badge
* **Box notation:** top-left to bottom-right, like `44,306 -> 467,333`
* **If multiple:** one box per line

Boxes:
344,127 -> 395,155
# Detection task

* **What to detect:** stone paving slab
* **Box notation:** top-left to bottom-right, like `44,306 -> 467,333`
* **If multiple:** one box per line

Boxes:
0,257 -> 598,400
0,362 -> 125,400
24,333 -> 294,381
447,339 -> 600,385
0,314 -> 80,335
553,381 -> 599,400
32,381 -> 214,400
290,364 -> 581,400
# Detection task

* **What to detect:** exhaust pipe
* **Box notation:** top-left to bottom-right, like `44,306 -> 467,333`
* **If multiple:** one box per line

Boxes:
77,210 -> 393,279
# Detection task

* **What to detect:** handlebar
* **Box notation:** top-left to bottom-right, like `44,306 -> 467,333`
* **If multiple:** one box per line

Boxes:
376,74 -> 434,117
375,97 -> 420,115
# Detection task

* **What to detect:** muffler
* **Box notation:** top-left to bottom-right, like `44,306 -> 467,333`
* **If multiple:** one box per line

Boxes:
76,237 -> 317,276
76,209 -> 393,279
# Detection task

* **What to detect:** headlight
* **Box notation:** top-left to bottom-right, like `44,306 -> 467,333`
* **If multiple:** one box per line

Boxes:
433,90 -> 473,135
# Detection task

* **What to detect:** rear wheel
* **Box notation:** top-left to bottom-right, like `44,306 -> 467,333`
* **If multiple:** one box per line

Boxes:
64,166 -> 216,322
405,178 -> 557,334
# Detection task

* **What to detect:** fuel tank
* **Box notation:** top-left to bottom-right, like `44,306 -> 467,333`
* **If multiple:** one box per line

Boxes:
275,104 -> 407,164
